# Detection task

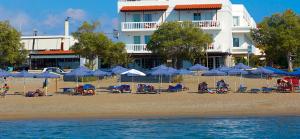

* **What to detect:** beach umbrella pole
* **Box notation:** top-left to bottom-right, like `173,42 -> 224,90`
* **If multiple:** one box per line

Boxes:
23,78 -> 26,95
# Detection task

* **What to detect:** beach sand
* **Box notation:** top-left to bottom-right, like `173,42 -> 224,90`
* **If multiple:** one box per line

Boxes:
1,76 -> 300,120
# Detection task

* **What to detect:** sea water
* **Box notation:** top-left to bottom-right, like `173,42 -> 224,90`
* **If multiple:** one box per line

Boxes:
0,116 -> 300,138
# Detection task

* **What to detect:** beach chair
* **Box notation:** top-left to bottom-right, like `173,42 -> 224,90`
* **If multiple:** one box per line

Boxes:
25,89 -> 45,97
276,79 -> 293,93
216,80 -> 229,94
249,88 -> 261,93
74,84 -> 96,96
136,84 -> 158,94
198,82 -> 208,93
168,84 -> 188,92
262,87 -> 273,93
236,85 -> 247,93
109,84 -> 131,93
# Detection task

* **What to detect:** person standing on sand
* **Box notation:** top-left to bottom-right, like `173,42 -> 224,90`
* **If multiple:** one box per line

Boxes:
1,84 -> 9,98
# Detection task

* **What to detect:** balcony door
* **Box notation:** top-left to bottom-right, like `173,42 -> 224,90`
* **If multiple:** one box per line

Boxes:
144,14 -> 152,22
193,13 -> 202,21
133,36 -> 141,51
132,14 -> 141,22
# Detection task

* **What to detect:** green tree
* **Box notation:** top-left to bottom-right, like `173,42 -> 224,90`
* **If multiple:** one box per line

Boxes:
71,21 -> 130,69
102,42 -> 132,67
0,21 -> 27,68
251,10 -> 300,71
147,21 -> 213,68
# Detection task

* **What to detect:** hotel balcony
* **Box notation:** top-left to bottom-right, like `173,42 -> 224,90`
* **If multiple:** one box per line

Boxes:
121,22 -> 160,32
125,43 -> 224,54
126,44 -> 152,53
188,20 -> 221,30
207,43 -> 223,53
121,20 -> 220,32
230,48 -> 249,54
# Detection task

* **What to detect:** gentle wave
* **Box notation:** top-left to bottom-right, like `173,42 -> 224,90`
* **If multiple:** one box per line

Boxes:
1,116 -> 300,138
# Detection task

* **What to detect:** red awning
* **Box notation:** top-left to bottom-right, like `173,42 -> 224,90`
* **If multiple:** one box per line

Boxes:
175,4 -> 222,10
38,50 -> 75,55
120,5 -> 169,12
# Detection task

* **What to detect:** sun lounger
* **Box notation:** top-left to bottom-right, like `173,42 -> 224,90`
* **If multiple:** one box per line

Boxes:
74,84 -> 96,96
25,89 -> 45,97
249,88 -> 261,93
236,86 -> 247,93
262,87 -> 273,93
136,84 -> 158,94
109,84 -> 131,93
168,84 -> 188,92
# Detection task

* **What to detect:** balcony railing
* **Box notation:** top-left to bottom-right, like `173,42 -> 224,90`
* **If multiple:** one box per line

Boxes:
121,22 -> 160,31
126,44 -> 151,53
207,43 -> 223,52
121,20 -> 220,31
192,20 -> 220,29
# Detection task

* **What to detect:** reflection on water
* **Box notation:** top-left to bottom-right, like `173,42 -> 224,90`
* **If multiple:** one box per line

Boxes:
0,116 -> 300,138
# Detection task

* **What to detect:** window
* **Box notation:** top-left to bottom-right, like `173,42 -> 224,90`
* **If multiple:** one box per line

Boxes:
132,14 -> 141,22
144,14 -> 152,22
144,35 -> 151,44
203,12 -> 213,20
193,13 -> 201,21
233,16 -> 240,26
233,38 -> 240,47
134,36 -> 141,44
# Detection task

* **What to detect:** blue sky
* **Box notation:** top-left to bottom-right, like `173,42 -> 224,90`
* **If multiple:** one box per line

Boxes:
0,0 -> 299,37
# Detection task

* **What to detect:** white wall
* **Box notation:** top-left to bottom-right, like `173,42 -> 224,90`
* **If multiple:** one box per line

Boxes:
21,36 -> 77,51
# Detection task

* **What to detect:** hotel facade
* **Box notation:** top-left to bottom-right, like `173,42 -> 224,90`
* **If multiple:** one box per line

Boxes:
118,0 -> 259,69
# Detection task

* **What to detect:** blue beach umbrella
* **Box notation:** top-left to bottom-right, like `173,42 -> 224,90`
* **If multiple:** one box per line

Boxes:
189,64 -> 209,84
228,69 -> 248,75
228,68 -> 248,90
233,63 -> 252,70
66,66 -> 93,77
189,64 -> 209,71
93,70 -> 111,77
93,69 -> 112,89
36,71 -> 60,79
217,66 -> 232,73
252,67 -> 274,87
176,69 -> 193,75
111,66 -> 129,75
264,66 -> 288,75
65,66 -> 93,87
151,67 -> 178,91
251,67 -> 274,75
151,65 -> 168,70
36,71 -> 60,95
13,70 -> 36,95
0,69 -> 12,77
202,69 -> 226,76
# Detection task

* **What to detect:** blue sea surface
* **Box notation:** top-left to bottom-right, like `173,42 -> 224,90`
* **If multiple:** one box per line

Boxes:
1,116 -> 300,138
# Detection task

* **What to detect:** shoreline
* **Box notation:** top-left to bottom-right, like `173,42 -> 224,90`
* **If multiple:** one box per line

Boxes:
1,93 -> 300,120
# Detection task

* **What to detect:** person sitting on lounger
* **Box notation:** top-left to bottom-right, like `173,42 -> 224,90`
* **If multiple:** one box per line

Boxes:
198,82 -> 208,93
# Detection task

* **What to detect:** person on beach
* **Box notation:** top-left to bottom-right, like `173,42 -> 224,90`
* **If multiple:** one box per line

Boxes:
1,84 -> 9,98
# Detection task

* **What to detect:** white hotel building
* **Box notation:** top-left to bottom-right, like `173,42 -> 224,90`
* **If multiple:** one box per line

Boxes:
118,0 -> 258,69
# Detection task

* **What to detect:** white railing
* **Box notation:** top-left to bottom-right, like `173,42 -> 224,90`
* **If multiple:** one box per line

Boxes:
191,20 -> 220,29
126,44 -> 151,53
121,22 -> 160,31
231,48 -> 249,54
207,43 -> 222,52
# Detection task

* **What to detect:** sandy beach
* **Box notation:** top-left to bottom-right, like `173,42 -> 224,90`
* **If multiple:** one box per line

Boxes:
1,76 -> 300,120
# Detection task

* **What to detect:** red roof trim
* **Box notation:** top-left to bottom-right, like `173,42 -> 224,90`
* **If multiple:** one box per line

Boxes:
175,4 -> 222,10
38,50 -> 75,55
120,5 -> 169,12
